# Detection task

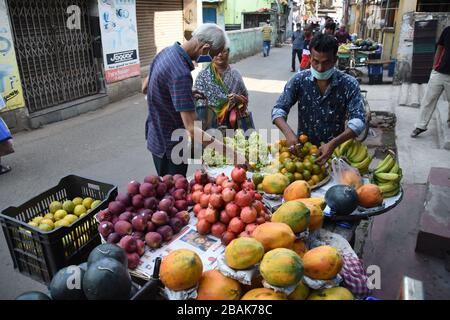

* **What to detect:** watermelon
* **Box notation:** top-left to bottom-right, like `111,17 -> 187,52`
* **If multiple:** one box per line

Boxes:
325,185 -> 358,216
15,291 -> 51,300
49,265 -> 86,300
83,258 -> 132,300
87,243 -> 128,268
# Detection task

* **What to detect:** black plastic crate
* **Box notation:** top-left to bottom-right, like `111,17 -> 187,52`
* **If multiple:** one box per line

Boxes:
0,175 -> 117,284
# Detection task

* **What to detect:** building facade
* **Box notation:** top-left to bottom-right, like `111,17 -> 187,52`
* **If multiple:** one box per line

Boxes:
0,0 -> 189,131
344,0 -> 450,83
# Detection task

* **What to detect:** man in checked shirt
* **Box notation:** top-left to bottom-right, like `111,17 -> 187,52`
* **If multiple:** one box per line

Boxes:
271,34 -> 366,166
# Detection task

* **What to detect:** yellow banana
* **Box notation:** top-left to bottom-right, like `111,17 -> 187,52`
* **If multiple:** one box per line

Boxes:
339,139 -> 354,156
345,143 -> 355,158
375,154 -> 392,171
382,188 -> 400,198
374,176 -> 390,184
375,172 -> 400,181
348,141 -> 361,159
389,162 -> 400,174
378,182 -> 399,193
351,145 -> 368,163
351,155 -> 373,170
334,145 -> 341,157
375,156 -> 395,174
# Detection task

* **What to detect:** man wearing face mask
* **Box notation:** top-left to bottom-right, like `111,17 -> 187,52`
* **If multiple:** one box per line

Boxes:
271,34 -> 365,166
143,23 -> 243,176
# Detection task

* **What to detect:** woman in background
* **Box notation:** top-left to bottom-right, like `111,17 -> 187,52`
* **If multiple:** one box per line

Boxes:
194,47 -> 249,129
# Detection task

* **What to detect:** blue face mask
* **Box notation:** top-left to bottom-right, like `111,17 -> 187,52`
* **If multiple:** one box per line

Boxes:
196,49 -> 212,63
311,66 -> 335,80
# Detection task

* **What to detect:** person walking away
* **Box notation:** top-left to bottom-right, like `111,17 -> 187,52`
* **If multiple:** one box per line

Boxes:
261,20 -> 273,57
335,25 -> 351,44
292,23 -> 305,72
411,26 -> 450,137
194,47 -> 248,130
144,23 -> 244,176
0,95 -> 14,175
300,25 -> 314,71
272,34 -> 365,165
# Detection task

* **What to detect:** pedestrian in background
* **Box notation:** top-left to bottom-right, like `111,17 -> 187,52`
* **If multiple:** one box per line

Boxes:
335,25 -> 351,44
411,26 -> 450,137
300,25 -> 314,71
291,22 -> 305,72
0,95 -> 14,175
261,19 -> 273,57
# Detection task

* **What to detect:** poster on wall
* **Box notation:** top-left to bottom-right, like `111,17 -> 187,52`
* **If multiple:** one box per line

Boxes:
0,0 -> 25,112
98,0 -> 140,83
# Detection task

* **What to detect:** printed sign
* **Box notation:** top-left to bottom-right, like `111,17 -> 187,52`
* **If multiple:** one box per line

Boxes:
97,0 -> 140,83
0,0 -> 25,112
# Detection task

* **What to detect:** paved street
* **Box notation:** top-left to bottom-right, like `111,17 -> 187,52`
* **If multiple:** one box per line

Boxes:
1,44 -> 449,299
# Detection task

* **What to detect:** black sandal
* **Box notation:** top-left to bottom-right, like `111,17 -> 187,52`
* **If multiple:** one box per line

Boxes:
0,165 -> 11,175
411,128 -> 427,138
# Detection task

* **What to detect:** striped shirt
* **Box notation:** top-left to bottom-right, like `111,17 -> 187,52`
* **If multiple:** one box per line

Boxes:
146,42 -> 195,158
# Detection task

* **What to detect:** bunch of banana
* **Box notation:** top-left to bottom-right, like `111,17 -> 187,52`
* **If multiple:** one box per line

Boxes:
372,154 -> 402,198
333,139 -> 373,174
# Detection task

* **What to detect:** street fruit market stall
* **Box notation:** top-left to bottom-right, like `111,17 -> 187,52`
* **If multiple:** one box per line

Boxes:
2,133 -> 403,301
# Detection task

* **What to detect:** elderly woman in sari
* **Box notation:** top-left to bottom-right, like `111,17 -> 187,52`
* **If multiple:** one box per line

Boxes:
194,47 -> 249,130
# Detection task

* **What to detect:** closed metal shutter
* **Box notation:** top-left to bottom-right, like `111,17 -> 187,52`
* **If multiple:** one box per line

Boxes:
136,0 -> 184,70
7,0 -> 99,113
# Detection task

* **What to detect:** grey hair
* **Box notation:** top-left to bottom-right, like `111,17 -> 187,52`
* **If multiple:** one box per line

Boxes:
192,23 -> 230,51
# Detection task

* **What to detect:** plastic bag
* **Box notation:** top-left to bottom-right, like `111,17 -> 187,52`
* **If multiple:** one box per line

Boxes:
330,157 -> 363,189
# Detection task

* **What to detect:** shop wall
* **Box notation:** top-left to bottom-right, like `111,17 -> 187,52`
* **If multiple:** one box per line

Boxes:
381,31 -> 395,61
0,0 -> 28,131
393,12 -> 450,84
227,26 -> 276,63
392,0 -> 417,60
184,0 -> 199,39
222,0 -> 272,26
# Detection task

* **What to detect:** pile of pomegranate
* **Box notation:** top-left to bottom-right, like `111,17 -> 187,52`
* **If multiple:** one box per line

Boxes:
191,167 -> 270,245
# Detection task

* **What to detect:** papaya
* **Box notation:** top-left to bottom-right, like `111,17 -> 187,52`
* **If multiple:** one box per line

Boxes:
251,222 -> 296,252
294,197 -> 326,210
288,281 -> 310,300
292,239 -> 308,258
307,287 -> 354,300
271,201 -> 310,233
262,173 -> 290,194
283,180 -> 311,201
303,245 -> 343,280
197,270 -> 242,300
241,288 -> 287,300
304,203 -> 324,231
357,184 -> 383,208
225,237 -> 264,270
259,248 -> 304,287
160,249 -> 203,291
